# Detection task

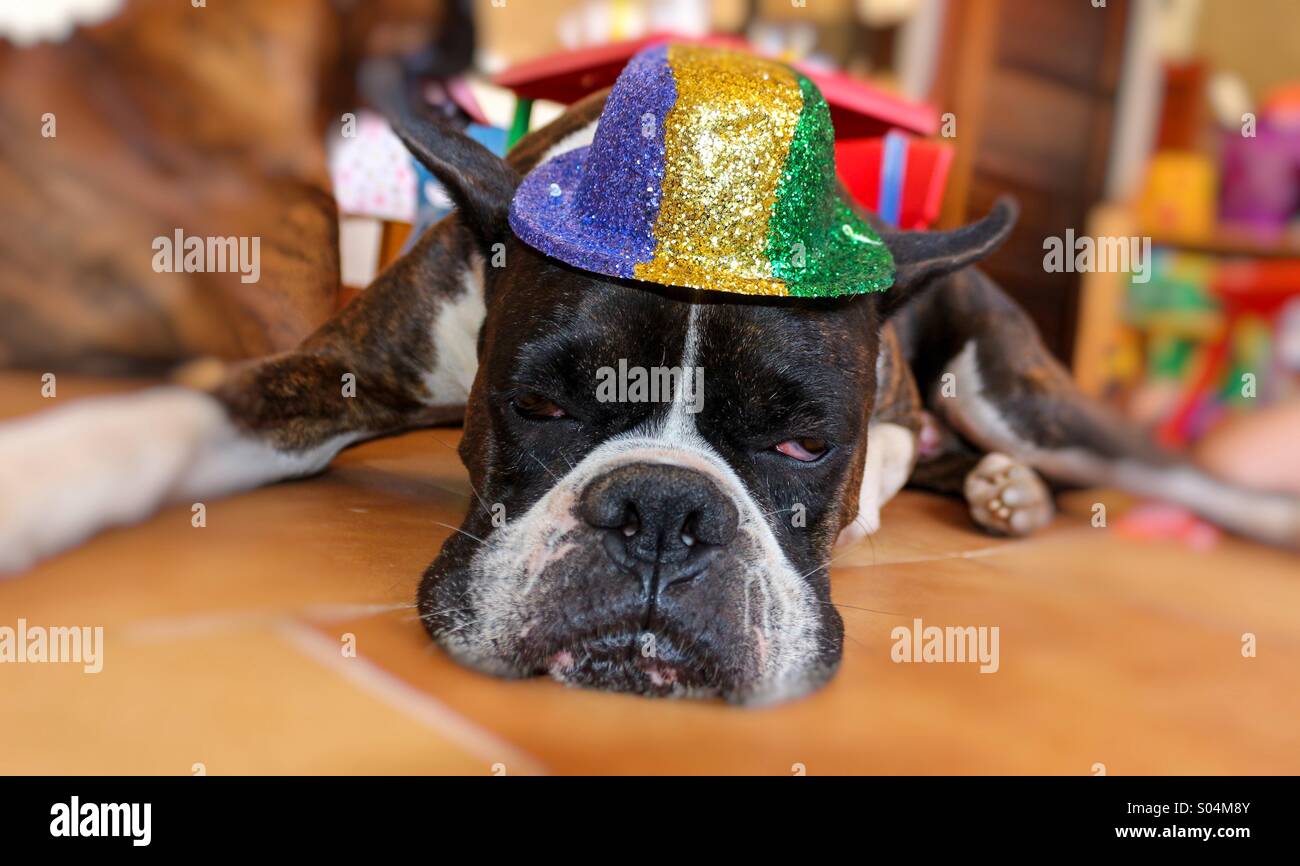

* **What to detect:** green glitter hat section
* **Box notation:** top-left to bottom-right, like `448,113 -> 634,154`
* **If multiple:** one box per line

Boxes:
767,75 -> 895,298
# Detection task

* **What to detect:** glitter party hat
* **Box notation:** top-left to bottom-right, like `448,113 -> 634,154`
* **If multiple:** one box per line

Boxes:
508,44 -> 895,298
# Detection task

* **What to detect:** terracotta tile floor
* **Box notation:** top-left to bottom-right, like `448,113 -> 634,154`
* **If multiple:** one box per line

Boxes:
2,373 -> 1298,774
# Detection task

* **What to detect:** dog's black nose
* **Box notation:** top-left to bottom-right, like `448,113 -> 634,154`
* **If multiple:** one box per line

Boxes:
579,463 -> 738,593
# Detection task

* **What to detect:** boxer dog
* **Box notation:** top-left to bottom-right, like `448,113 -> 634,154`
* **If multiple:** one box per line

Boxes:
2,66 -> 1297,705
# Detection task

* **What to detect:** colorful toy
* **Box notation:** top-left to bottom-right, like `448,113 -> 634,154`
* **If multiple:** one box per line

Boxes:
1158,259 -> 1300,446
329,111 -> 419,223
1137,151 -> 1218,239
1219,122 -> 1300,235
1115,502 -> 1221,551
492,33 -> 938,146
1217,82 -> 1300,235
509,44 -> 895,298
834,131 -> 954,229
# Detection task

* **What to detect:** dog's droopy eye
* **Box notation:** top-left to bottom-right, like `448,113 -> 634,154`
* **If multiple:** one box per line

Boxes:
513,391 -> 567,420
774,437 -> 828,462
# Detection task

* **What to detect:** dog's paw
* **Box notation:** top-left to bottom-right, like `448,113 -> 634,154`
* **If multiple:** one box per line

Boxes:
964,452 -> 1054,537
0,388 -> 228,575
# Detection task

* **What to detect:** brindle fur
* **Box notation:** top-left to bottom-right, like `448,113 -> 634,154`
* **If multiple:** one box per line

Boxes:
0,0 -> 463,373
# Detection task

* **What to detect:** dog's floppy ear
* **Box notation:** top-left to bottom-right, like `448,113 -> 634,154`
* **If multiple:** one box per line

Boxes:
360,59 -> 520,249
875,196 -> 1019,317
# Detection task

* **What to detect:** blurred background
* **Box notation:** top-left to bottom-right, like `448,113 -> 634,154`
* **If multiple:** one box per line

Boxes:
3,0 -> 1299,483
2,0 -> 1299,775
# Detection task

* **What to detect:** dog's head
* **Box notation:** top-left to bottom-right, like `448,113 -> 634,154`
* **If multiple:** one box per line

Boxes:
386,90 -> 1014,704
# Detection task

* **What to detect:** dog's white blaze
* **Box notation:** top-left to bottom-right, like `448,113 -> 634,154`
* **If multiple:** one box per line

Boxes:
659,304 -> 703,441
939,340 -> 1300,545
422,251 -> 485,405
836,422 -> 915,548
0,388 -> 358,574
660,305 -> 821,701
453,303 -> 824,703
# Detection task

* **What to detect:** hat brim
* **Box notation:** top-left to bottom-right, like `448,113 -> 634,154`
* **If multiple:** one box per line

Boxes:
509,145 -> 894,298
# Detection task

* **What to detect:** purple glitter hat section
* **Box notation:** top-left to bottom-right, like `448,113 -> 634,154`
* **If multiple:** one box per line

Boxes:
574,43 -> 674,272
510,149 -> 629,274
508,43 -> 675,280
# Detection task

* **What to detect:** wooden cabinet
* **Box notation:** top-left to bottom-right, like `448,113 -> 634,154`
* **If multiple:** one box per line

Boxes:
932,0 -> 1131,363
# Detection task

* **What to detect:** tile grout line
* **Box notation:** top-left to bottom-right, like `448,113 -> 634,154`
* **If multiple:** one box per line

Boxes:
277,619 -> 550,776
118,603 -> 414,643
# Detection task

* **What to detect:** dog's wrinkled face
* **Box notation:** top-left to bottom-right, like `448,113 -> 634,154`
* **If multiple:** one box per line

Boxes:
419,241 -> 881,704
386,92 -> 1016,704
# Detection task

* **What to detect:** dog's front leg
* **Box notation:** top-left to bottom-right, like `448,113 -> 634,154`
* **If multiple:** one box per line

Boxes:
0,219 -> 484,574
0,80 -> 603,574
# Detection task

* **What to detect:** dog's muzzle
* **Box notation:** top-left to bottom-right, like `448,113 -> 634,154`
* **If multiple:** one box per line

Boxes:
579,462 -> 739,602
420,439 -> 836,704
521,463 -> 744,695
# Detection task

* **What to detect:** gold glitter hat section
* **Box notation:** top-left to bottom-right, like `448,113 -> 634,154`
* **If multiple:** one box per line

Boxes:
508,43 -> 895,298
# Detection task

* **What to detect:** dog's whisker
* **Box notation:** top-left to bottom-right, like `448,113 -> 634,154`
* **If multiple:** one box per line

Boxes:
820,600 -> 901,616
416,607 -> 470,624
527,449 -> 562,483
465,481 -> 494,519
407,600 -> 472,620
840,630 -> 870,652
417,596 -> 474,617
431,520 -> 486,546
796,545 -> 857,582
428,434 -> 495,517
434,618 -> 478,639
423,581 -> 480,627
